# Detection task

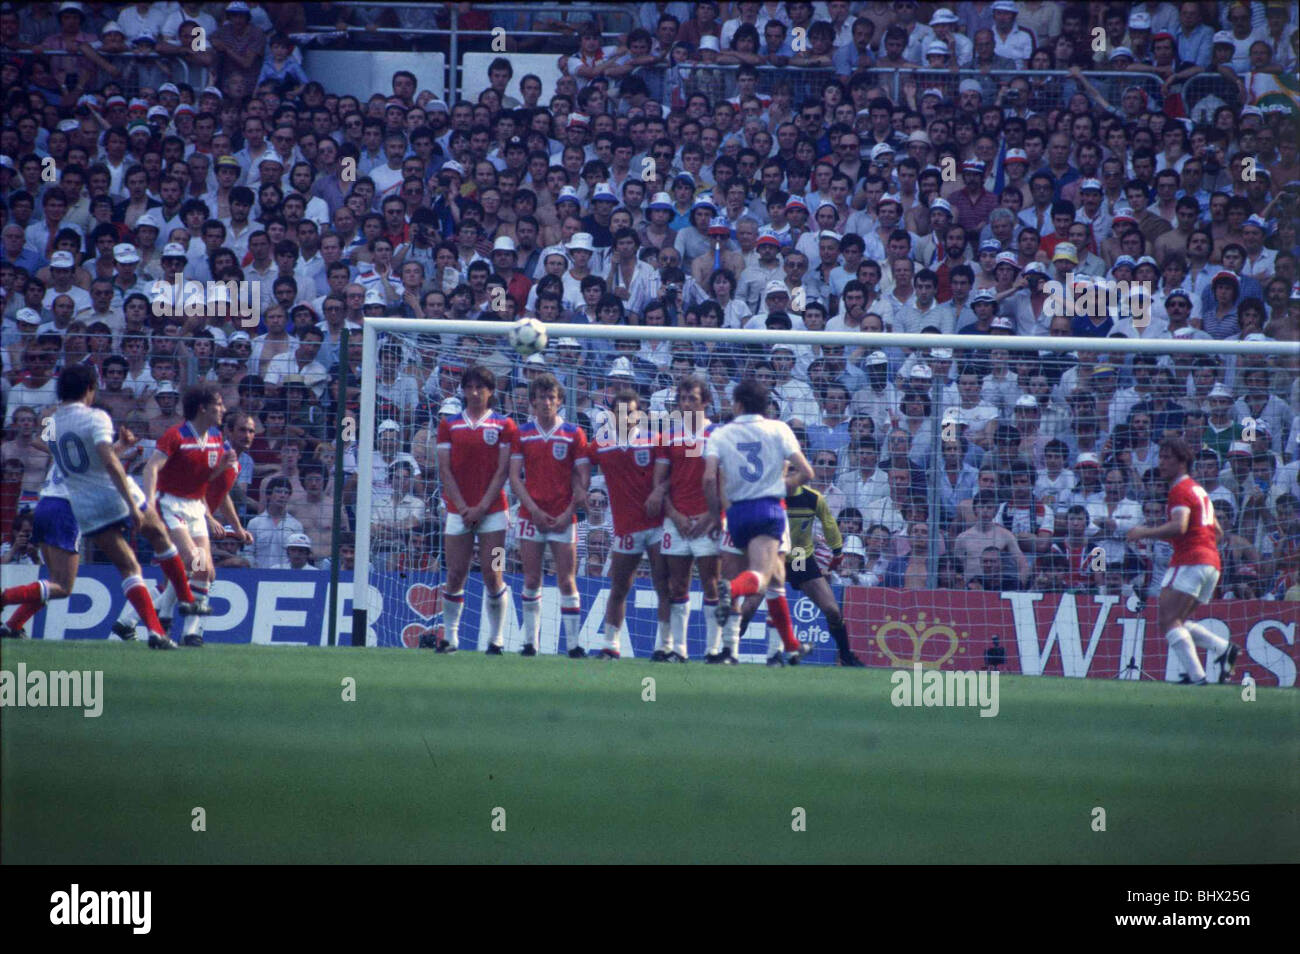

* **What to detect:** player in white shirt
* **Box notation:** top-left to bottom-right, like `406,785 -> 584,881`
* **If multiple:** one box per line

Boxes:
704,378 -> 816,665
0,367 -> 183,647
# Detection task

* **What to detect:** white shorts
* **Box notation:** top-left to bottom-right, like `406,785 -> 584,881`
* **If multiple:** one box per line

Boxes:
661,517 -> 723,557
516,514 -> 577,545
445,509 -> 509,536
75,477 -> 147,536
1162,564 -> 1221,604
612,527 -> 660,556
158,492 -> 209,538
719,524 -> 790,556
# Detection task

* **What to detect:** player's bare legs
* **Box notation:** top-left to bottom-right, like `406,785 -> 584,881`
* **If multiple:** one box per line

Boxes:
696,553 -> 722,660
477,528 -> 510,653
602,551 -> 643,658
649,546 -> 673,660
94,526 -> 175,649
440,528 -> 476,651
0,544 -> 78,638
519,537 -> 547,654
1157,584 -> 1234,683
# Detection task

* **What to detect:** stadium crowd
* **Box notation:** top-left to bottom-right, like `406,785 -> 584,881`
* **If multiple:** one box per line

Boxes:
2,1 -> 1299,601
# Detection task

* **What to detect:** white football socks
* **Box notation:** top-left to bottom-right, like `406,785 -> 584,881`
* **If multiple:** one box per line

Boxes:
560,592 -> 581,652
522,586 -> 542,648
1184,621 -> 1229,655
703,598 -> 721,655
1166,626 -> 1205,682
443,590 -> 464,648
486,586 -> 509,648
181,583 -> 208,639
669,599 -> 689,657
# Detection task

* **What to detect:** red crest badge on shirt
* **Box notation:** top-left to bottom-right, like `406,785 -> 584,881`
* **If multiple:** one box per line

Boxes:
634,448 -> 651,467
483,428 -> 498,446
552,441 -> 568,461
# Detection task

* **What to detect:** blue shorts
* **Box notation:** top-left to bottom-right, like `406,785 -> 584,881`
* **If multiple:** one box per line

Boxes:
725,497 -> 788,551
32,497 -> 80,553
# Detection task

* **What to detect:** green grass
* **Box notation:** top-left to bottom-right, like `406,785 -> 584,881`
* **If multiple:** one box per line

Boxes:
2,640 -> 1297,864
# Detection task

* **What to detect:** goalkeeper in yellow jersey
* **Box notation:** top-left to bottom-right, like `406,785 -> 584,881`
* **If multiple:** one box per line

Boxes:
784,482 -> 864,667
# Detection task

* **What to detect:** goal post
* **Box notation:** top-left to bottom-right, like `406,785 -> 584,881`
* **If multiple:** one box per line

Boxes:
351,315 -> 1298,682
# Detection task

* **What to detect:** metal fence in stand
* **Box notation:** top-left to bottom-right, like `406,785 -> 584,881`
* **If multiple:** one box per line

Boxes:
1182,73 -> 1244,121
302,3 -> 636,101
637,64 -> 1165,117
43,51 -> 203,100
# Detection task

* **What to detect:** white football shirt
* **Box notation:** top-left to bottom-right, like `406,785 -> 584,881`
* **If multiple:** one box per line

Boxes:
704,414 -> 801,503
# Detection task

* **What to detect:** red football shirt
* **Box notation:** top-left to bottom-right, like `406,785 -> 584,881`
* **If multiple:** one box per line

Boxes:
511,419 -> 588,518
204,457 -> 239,514
656,420 -> 715,518
1167,474 -> 1221,569
156,422 -> 228,499
437,411 -> 517,515
588,432 -> 660,535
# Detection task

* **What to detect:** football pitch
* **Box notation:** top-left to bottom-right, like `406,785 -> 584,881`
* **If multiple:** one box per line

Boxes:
2,640 -> 1296,864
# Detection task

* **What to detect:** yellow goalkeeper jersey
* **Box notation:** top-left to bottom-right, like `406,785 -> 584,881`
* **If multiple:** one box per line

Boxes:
785,484 -> 842,564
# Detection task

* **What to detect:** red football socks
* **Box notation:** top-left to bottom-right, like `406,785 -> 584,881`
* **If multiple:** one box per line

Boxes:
2,582 -> 45,605
157,553 -> 196,604
766,594 -> 800,652
730,570 -> 762,598
125,581 -> 166,637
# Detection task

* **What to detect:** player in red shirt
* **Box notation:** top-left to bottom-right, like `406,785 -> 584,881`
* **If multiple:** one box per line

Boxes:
586,386 -> 668,659
651,375 -> 722,662
436,365 -> 517,654
1127,435 -> 1240,684
114,386 -> 241,644
509,373 -> 591,656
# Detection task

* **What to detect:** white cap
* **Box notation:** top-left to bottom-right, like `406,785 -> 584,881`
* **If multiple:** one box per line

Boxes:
910,364 -> 933,381
524,353 -> 548,366
287,533 -> 313,549
364,288 -> 386,306
930,8 -> 960,25
439,397 -> 463,416
699,34 -> 720,52
765,279 -> 789,297
866,350 -> 888,366
50,251 -> 76,269
565,232 -> 594,252
377,419 -> 401,434
154,381 -> 179,395
1075,452 -> 1101,468
134,210 -> 162,231
162,242 -> 188,258
16,307 -> 42,325
608,357 -> 635,378
1207,383 -> 1234,400
492,236 -> 516,253
842,535 -> 866,558
1015,394 -> 1038,409
929,347 -> 953,360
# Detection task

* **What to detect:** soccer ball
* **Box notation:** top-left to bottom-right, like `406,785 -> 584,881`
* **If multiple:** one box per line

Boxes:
509,318 -> 548,357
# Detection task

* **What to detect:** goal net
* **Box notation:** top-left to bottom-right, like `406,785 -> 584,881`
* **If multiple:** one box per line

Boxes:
352,317 -> 1299,684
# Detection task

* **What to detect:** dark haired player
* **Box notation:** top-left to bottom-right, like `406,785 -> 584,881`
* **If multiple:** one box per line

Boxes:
586,387 -> 667,659
0,366 -> 177,647
437,365 -> 517,653
113,385 -> 231,646
706,378 -> 816,665
1127,435 -> 1239,684
509,372 -> 590,656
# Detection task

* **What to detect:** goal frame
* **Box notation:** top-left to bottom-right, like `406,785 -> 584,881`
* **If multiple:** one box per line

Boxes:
352,317 -> 1291,647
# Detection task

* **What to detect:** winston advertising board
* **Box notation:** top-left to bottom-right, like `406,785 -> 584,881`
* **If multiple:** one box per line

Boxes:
4,565 -> 1295,685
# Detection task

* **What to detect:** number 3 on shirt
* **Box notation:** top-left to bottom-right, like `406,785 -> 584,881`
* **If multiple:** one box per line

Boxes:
737,441 -> 763,482
1190,484 -> 1215,526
